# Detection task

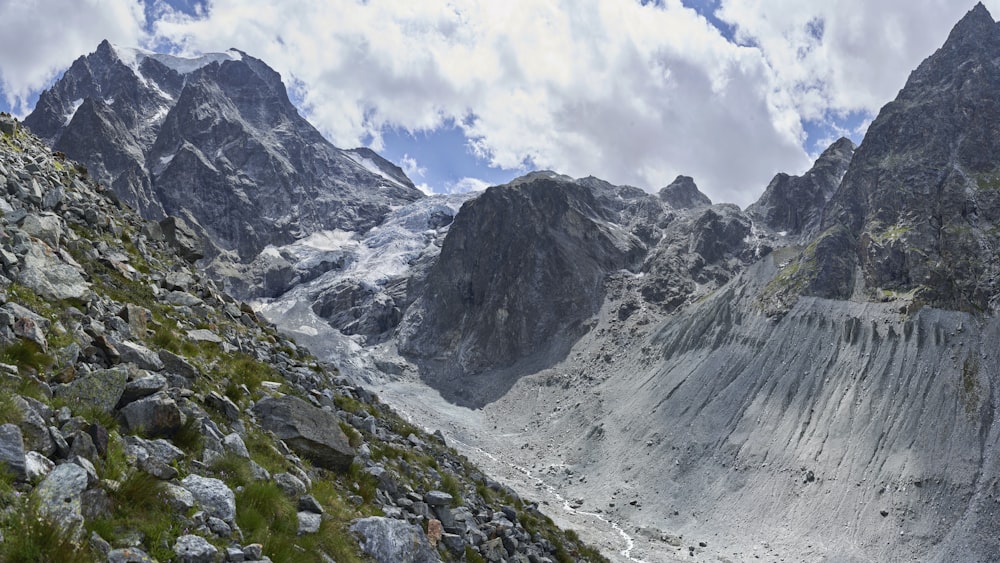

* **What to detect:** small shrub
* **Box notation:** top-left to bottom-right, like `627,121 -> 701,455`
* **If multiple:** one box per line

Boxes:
0,504 -> 93,563
0,340 -> 54,374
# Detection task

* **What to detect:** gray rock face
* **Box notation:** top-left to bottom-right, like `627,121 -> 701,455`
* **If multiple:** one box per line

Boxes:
120,392 -> 186,436
658,175 -> 712,209
398,175 -> 646,405
251,395 -> 355,471
746,137 -> 855,238
54,367 -> 128,414
25,41 -> 424,261
799,4 -> 1000,311
350,516 -> 440,563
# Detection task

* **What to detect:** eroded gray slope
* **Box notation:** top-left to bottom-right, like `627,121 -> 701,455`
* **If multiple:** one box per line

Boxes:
471,253 -> 999,561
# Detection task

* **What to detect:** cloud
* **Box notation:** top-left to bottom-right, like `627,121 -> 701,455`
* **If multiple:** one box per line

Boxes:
400,154 -> 426,179
714,0 -> 1000,120
7,1 -> 997,207
0,0 -> 148,115
150,0 -> 812,206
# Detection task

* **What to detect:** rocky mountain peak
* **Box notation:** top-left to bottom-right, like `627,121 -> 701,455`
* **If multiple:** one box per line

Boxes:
746,137 -> 854,238
658,175 -> 712,209
766,4 -> 1000,312
25,41 -> 424,264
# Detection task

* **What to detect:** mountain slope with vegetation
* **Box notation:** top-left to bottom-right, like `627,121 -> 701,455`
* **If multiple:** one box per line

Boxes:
0,113 -> 605,562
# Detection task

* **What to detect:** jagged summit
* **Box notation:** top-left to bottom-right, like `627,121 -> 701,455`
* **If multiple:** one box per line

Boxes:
24,41 -> 424,262
658,175 -> 711,209
746,136 -> 854,238
759,4 -> 1000,312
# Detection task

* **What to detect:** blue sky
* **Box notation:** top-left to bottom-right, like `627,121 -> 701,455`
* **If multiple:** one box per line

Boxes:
0,1 -> 990,206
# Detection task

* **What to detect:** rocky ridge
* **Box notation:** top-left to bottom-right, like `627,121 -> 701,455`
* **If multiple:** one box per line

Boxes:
0,114 -> 605,562
24,41 -> 424,264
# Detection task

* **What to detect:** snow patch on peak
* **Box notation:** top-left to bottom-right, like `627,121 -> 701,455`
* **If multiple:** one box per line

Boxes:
108,43 -> 242,75
343,151 -> 408,190
64,99 -> 84,126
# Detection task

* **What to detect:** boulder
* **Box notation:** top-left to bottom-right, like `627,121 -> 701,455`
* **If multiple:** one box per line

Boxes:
116,340 -> 164,371
120,392 -> 186,436
18,212 -> 63,248
0,424 -> 26,480
17,244 -> 89,301
251,395 -> 355,471
34,462 -> 88,533
297,511 -> 322,535
180,474 -> 236,522
119,374 -> 167,406
24,450 -> 54,482
107,547 -> 157,563
160,216 -> 205,263
54,367 -> 127,413
173,534 -> 218,563
350,516 -> 440,563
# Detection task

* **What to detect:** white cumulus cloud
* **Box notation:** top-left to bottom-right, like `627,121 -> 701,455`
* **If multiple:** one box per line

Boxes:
0,0 -> 148,115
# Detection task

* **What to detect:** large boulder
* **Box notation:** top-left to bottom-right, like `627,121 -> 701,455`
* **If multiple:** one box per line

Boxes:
119,392 -> 186,436
349,517 -> 440,563
159,216 -> 205,263
0,424 -> 26,480
34,462 -> 89,534
54,367 -> 128,413
17,243 -> 90,301
251,395 -> 355,472
180,474 -> 236,522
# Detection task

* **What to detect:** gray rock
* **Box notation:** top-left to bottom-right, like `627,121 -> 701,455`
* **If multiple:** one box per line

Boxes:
350,516 -> 440,563
225,546 -> 245,562
17,243 -> 89,301
187,328 -> 222,343
24,450 -> 54,482
18,212 -> 63,247
207,516 -> 232,538
162,482 -> 197,512
242,544 -> 264,560
206,391 -> 240,421
54,367 -> 127,413
173,534 -> 218,563
119,373 -> 167,406
107,547 -> 157,563
14,396 -> 55,456
120,392 -> 186,436
297,511 -> 322,535
274,472 -> 307,497
222,432 -> 250,458
160,217 -> 205,263
116,340 -> 164,371
4,302 -> 49,350
298,494 -> 324,514
0,423 -> 26,480
251,395 -> 355,472
181,474 -> 236,522
424,490 -> 453,506
34,462 -> 88,533
165,291 -> 203,307
159,349 -> 199,379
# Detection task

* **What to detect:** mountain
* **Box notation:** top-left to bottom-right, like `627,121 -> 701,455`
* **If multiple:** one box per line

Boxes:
780,2 -> 1000,312
0,114 -> 606,561
21,5 -> 1000,560
24,41 -> 424,262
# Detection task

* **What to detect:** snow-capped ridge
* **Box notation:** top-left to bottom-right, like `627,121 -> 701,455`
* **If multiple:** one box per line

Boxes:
109,42 -> 243,76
